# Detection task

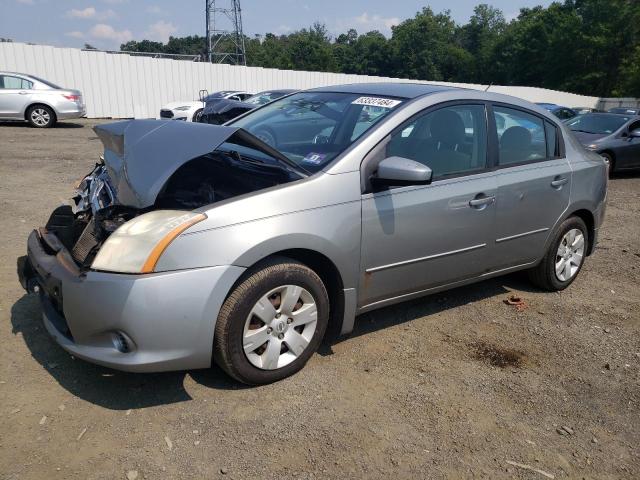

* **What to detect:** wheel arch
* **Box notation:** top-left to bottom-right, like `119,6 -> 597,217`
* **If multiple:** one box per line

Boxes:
226,248 -> 348,342
568,208 -> 596,256
24,102 -> 57,121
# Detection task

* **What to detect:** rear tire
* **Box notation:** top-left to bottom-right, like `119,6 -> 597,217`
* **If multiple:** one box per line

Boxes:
213,257 -> 329,385
26,105 -> 56,128
528,216 -> 588,291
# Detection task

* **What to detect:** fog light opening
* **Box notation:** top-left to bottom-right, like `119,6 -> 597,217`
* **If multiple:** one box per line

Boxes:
111,331 -> 133,353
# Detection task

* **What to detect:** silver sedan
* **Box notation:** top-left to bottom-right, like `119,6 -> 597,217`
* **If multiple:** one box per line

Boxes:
18,83 -> 607,384
0,71 -> 85,127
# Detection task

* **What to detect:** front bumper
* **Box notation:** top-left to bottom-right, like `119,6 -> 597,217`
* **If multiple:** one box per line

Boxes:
18,229 -> 245,372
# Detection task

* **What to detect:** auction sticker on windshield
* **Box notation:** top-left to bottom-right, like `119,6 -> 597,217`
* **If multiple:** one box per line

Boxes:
351,97 -> 402,108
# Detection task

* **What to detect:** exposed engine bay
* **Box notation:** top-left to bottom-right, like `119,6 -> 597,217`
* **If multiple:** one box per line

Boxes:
46,146 -> 300,271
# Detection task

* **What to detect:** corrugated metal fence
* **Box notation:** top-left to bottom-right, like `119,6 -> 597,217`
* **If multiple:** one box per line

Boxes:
0,42 -> 610,119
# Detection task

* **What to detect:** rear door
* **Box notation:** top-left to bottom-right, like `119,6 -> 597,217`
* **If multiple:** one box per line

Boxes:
490,104 -> 571,269
0,75 -> 33,118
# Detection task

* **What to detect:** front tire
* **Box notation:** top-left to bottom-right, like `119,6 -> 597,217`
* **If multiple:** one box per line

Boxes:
600,152 -> 614,176
213,258 -> 329,385
528,216 -> 588,291
27,105 -> 56,128
192,108 -> 203,122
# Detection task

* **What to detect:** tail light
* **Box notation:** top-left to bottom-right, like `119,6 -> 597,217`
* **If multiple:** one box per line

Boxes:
62,94 -> 80,102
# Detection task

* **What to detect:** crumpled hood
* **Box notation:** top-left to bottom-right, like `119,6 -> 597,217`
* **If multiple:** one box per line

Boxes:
93,120 -> 305,209
94,120 -> 239,209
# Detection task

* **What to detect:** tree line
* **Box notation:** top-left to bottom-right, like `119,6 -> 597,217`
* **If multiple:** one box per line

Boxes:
120,0 -> 640,97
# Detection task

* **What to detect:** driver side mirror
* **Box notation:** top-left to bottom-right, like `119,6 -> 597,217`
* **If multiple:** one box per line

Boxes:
629,128 -> 640,138
372,156 -> 432,188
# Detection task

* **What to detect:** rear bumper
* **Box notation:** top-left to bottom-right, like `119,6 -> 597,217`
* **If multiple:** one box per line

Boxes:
19,229 -> 245,372
56,104 -> 86,119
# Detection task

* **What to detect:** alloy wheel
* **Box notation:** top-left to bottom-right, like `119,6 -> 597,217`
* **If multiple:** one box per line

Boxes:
243,285 -> 317,370
31,108 -> 51,127
555,228 -> 585,282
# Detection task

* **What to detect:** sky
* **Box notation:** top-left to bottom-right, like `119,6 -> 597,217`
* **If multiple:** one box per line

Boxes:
1,0 -> 554,51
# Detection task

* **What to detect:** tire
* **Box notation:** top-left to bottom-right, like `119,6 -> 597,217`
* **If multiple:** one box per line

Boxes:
528,216 -> 588,291
213,257 -> 329,385
600,152 -> 614,176
192,108 -> 203,122
26,105 -> 56,128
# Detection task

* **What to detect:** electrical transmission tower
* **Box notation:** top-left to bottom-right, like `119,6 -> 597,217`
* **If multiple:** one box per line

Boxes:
205,0 -> 246,65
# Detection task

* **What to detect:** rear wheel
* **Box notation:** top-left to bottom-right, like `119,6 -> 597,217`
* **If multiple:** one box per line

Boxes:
528,216 -> 588,291
27,105 -> 56,128
213,258 -> 329,385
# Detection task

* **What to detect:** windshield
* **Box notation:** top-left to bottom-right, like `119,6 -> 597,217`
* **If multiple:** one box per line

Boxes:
245,91 -> 288,106
230,91 -> 405,172
567,114 -> 630,134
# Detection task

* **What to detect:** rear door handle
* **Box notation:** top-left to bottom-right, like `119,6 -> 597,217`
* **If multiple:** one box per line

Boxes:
551,177 -> 568,188
469,196 -> 495,208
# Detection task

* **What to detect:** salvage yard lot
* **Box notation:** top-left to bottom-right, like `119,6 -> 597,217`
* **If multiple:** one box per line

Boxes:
0,119 -> 638,479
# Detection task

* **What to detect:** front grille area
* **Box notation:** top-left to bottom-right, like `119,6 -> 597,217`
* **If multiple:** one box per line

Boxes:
71,218 -> 99,266
160,109 -> 174,118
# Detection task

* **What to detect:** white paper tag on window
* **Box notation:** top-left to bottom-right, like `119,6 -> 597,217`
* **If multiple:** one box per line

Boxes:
351,96 -> 401,108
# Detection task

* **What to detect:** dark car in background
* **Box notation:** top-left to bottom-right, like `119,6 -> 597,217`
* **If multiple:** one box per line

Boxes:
536,103 -> 577,121
572,107 -> 601,115
567,113 -> 640,173
608,107 -> 640,115
200,89 -> 297,125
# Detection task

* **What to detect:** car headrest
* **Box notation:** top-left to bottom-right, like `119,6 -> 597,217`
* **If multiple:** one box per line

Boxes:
501,126 -> 531,150
430,110 -> 465,148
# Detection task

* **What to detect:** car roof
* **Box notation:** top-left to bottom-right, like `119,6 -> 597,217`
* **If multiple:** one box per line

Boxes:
308,82 -> 459,99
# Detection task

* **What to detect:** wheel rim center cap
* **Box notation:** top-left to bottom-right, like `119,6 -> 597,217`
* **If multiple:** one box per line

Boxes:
275,320 -> 286,334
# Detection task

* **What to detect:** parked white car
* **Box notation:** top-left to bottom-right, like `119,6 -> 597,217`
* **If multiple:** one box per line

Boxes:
159,90 -> 252,122
0,71 -> 86,127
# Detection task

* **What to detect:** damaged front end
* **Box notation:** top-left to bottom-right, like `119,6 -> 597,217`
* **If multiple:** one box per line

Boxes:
20,119 -> 305,278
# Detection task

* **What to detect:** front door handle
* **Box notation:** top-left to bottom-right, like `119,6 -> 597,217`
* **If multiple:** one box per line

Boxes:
18,91 -> 28,95
551,177 -> 568,188
469,195 -> 495,208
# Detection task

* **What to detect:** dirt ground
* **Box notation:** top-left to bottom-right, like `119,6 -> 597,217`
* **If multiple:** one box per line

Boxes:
0,119 -> 638,480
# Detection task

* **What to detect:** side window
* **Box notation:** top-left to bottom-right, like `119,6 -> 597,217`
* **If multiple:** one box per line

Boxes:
628,120 -> 640,134
493,106 -> 546,165
545,121 -> 559,158
386,104 -> 487,178
1,76 -> 32,89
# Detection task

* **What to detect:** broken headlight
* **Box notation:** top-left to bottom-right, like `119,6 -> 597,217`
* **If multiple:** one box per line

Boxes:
91,210 -> 207,273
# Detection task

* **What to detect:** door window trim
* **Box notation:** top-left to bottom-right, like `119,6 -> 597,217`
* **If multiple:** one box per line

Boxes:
488,101 -> 566,170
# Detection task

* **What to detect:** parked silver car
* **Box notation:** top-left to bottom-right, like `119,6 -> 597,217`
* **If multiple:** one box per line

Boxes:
18,83 -> 607,384
0,72 -> 85,127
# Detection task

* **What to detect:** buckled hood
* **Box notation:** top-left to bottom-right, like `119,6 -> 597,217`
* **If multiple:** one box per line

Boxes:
93,120 -> 304,209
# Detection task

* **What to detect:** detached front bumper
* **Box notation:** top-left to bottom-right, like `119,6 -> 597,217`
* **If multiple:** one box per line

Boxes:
18,229 -> 245,372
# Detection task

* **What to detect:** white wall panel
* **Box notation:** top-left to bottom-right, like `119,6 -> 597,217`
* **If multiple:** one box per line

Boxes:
0,41 -> 617,119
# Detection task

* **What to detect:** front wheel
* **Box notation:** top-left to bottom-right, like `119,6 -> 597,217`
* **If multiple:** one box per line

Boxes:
528,216 -> 588,291
192,108 -> 203,122
213,258 -> 329,385
600,152 -> 614,176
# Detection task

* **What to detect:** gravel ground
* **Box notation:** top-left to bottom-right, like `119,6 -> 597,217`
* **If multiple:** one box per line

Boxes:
0,119 -> 638,480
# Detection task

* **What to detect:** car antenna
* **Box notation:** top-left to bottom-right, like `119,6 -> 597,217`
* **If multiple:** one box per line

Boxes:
484,83 -> 493,92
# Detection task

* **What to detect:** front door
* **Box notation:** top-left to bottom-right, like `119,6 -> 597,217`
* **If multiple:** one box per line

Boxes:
359,103 -> 497,308
618,119 -> 640,168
